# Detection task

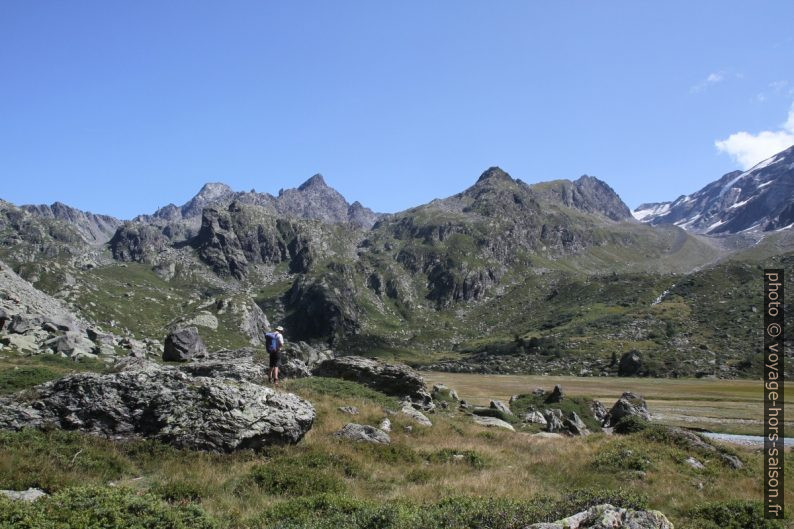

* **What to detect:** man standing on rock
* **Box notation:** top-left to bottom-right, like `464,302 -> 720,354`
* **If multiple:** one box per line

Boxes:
265,326 -> 285,387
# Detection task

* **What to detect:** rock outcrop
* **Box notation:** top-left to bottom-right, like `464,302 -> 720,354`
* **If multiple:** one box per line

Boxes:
313,356 -> 432,406
0,363 -> 315,451
618,351 -> 643,377
603,392 -> 651,427
526,503 -> 673,529
472,415 -> 515,431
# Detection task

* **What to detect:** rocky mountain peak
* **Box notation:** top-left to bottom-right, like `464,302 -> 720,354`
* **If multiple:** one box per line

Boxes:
195,182 -> 234,201
633,144 -> 794,234
298,174 -> 329,191
476,167 -> 513,184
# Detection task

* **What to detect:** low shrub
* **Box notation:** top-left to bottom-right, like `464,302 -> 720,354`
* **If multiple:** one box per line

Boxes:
244,462 -> 345,497
680,500 -> 787,529
0,486 -> 218,529
612,415 -> 650,434
591,443 -> 653,472
151,479 -> 206,503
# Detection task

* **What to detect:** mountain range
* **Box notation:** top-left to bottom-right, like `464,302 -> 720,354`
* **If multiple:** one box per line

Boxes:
2,145 -> 793,379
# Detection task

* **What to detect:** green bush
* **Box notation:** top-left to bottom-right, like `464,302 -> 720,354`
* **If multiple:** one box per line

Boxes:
613,415 -> 650,434
244,462 -> 345,497
0,486 -> 217,529
680,500 -> 787,529
591,443 -> 653,472
151,480 -> 206,503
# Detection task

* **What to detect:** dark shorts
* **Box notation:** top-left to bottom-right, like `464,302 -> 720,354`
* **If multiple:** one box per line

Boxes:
269,351 -> 282,368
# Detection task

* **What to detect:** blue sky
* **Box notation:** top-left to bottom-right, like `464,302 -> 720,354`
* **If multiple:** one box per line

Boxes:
2,1 -> 793,218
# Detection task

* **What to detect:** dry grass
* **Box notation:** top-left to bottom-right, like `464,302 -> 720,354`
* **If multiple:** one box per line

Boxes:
425,371 -> 794,435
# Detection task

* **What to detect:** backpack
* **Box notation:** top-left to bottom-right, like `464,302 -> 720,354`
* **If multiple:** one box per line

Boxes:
265,332 -> 280,353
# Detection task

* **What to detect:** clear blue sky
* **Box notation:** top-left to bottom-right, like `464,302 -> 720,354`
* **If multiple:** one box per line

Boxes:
2,1 -> 793,219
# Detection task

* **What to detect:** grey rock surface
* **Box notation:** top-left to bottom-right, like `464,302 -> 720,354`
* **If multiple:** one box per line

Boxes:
472,415 -> 515,431
313,355 -> 431,406
335,423 -> 390,444
163,326 -> 207,362
0,488 -> 48,502
490,399 -> 513,416
400,402 -> 432,426
525,503 -> 673,528
0,364 -> 315,451
604,392 -> 651,427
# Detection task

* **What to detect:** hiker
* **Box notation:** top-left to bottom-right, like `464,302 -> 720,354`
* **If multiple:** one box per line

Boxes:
265,326 -> 285,386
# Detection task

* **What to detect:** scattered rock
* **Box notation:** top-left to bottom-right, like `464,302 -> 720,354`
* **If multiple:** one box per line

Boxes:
563,412 -> 590,436
472,415 -> 515,431
163,327 -> 207,362
431,383 -> 459,401
604,392 -> 651,427
543,409 -> 565,433
0,308 -> 7,330
685,457 -> 705,470
401,402 -> 432,426
379,418 -> 391,432
403,425 -> 413,433
525,503 -> 673,528
545,384 -> 564,403
280,358 -> 312,379
0,364 -> 315,451
0,488 -> 48,502
532,388 -> 545,397
524,411 -> 548,426
618,351 -> 643,377
591,400 -> 608,423
490,400 -> 513,416
313,356 -> 432,407
335,423 -> 390,444
338,406 -> 359,415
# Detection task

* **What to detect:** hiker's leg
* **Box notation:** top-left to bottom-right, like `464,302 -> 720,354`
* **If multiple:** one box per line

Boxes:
273,366 -> 279,386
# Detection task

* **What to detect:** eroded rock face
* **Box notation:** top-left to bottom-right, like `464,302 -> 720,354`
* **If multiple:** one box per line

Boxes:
525,503 -> 673,529
163,327 -> 207,362
313,355 -> 431,406
0,365 -> 315,452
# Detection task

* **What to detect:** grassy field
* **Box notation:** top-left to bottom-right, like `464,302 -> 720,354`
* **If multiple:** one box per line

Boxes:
0,355 -> 791,528
425,372 -> 794,436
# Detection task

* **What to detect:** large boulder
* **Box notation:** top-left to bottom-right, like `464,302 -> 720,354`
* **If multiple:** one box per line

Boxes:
618,351 -> 643,377
604,392 -> 651,427
313,355 -> 431,406
526,503 -> 673,528
0,365 -> 315,452
163,327 -> 207,362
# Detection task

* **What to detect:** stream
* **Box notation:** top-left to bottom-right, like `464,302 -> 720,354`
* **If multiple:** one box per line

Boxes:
703,432 -> 793,447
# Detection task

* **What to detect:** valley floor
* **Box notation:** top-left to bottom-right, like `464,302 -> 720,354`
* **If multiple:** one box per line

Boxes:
425,372 -> 794,436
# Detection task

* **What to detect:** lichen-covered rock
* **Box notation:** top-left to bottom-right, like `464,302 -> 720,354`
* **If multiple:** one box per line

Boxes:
313,355 -> 431,406
335,423 -> 390,444
163,327 -> 206,362
0,488 -> 48,502
525,503 -> 673,528
0,365 -> 315,452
